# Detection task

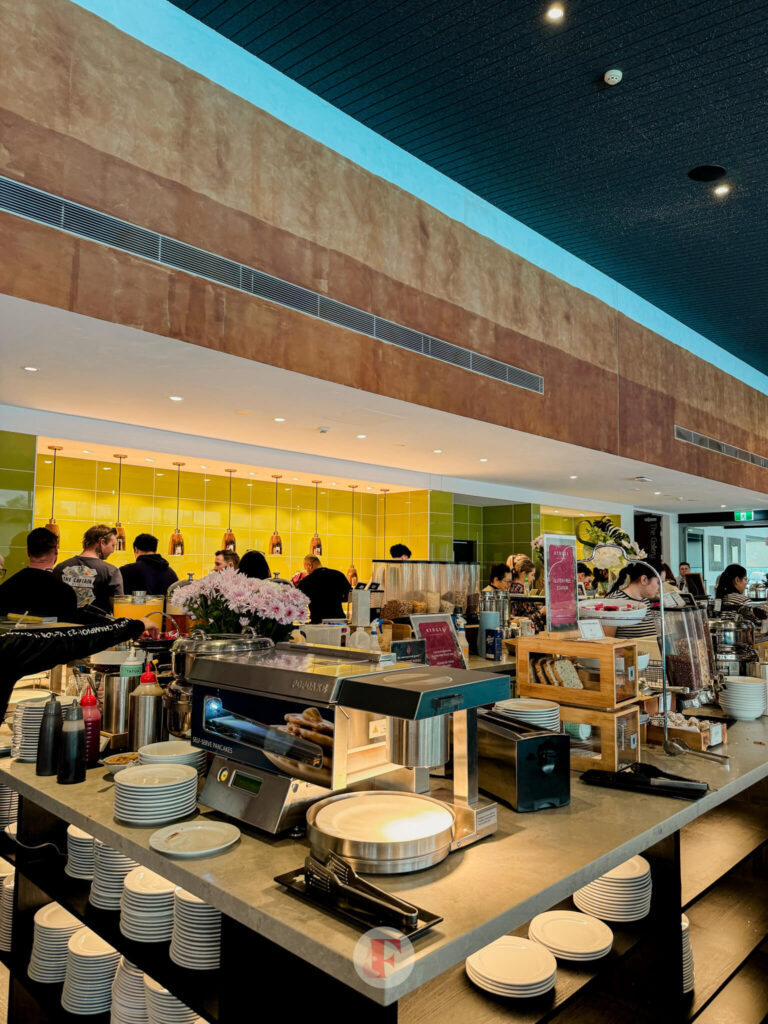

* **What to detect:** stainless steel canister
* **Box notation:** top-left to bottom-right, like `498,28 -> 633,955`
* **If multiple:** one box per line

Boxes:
101,672 -> 140,734
127,681 -> 166,751
387,716 -> 450,768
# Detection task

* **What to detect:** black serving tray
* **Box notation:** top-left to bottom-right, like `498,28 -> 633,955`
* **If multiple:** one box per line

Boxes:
274,867 -> 443,939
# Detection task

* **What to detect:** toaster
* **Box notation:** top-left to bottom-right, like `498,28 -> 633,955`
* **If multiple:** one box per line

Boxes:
477,709 -> 570,813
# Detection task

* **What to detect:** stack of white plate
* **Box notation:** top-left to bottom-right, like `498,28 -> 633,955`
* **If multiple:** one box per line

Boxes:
12,696 -> 75,761
139,741 -> 207,775
120,868 -> 176,943
492,698 -> 560,731
66,824 -> 97,880
682,913 -> 694,994
573,855 -> 652,922
719,677 -> 766,720
0,784 -> 19,826
61,928 -> 120,1016
27,902 -> 81,983
0,873 -> 14,952
144,975 -> 205,1023
170,889 -> 221,970
111,957 -> 149,1024
114,765 -> 198,827
529,910 -> 613,961
465,935 -> 557,998
90,843 -> 140,911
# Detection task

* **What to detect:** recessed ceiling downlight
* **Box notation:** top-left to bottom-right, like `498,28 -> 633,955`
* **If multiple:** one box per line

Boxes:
687,165 -> 726,182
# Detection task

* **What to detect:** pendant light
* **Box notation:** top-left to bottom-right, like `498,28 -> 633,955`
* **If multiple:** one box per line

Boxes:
222,469 -> 237,551
45,445 -> 63,538
113,454 -> 127,551
380,488 -> 389,559
269,475 -> 283,555
169,461 -> 185,555
310,480 -> 323,556
347,485 -> 358,587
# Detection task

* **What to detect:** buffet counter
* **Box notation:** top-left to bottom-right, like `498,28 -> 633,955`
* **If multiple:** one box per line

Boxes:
3,719 -> 768,1012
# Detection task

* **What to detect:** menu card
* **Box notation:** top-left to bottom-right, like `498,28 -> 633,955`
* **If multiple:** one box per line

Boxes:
543,534 -> 578,633
410,615 -> 465,668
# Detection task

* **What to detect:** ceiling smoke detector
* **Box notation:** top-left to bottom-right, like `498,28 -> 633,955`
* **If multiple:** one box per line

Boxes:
315,426 -> 330,434
603,69 -> 623,86
633,475 -> 653,482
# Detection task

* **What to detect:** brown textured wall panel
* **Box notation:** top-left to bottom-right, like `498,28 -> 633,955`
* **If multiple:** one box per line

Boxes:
0,212 -> 617,451
0,0 -> 619,373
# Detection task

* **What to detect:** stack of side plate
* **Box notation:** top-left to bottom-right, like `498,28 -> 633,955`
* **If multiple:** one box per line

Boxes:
12,696 -> 75,761
682,914 -> 695,994
719,677 -> 766,721
120,868 -> 176,944
0,874 -> 14,952
114,765 -> 198,827
492,699 -> 560,731
144,974 -> 205,1023
529,910 -> 613,961
27,902 -> 81,984
170,889 -> 221,970
0,784 -> 19,827
466,935 -> 557,998
61,928 -> 120,1016
573,855 -> 652,922
138,741 -> 207,775
89,843 -> 140,911
111,958 -> 149,1024
65,824 -> 96,880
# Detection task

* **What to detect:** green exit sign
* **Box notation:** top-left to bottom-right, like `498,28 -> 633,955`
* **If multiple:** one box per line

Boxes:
734,510 -> 754,521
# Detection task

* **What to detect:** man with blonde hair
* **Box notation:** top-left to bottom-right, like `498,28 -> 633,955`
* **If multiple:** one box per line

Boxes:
53,524 -> 123,613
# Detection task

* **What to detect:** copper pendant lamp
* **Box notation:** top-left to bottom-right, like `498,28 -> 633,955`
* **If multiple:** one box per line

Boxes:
113,454 -> 127,551
269,475 -> 283,555
310,480 -> 323,556
169,461 -> 185,555
347,485 -> 358,587
45,445 -> 63,538
380,488 -> 389,558
222,469 -> 237,551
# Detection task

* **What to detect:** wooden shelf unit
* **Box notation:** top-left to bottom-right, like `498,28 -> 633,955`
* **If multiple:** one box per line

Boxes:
514,636 -> 639,710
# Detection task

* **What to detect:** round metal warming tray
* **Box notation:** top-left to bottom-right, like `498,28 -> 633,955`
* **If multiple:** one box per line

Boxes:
307,791 -> 456,875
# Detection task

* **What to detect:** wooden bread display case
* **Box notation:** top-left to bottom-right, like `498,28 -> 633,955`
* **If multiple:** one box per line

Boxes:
514,636 -> 639,710
559,703 -> 641,772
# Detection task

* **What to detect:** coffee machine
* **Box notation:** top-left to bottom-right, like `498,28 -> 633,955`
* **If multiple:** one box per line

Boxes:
187,642 -> 510,846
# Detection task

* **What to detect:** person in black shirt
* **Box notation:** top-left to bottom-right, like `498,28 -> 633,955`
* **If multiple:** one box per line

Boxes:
297,556 -> 351,623
120,533 -> 179,596
0,528 -> 86,623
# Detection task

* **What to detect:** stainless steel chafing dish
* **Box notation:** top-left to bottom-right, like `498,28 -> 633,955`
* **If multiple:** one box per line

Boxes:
187,641 -> 510,870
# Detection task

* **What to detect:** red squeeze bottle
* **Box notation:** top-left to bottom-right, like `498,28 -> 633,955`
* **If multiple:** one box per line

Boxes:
80,684 -> 102,767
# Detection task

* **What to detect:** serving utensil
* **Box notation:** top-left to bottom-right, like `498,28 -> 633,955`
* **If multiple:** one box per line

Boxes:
305,855 -> 418,930
325,852 -> 419,926
662,737 -> 730,763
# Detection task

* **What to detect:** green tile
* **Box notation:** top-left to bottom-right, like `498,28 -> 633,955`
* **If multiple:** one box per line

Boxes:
429,490 -> 453,516
4,545 -> 29,579
0,468 -> 34,510
482,523 -> 514,545
0,431 -> 36,472
429,512 -> 453,539
429,539 -> 453,561
482,505 -> 515,526
513,503 -> 534,524
453,504 -> 468,525
0,510 -> 34,550
468,505 -> 482,525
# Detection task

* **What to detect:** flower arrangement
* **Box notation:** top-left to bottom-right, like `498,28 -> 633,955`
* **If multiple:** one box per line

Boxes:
173,567 -> 310,642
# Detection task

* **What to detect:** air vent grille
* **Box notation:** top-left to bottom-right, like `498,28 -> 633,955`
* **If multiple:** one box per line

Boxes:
675,424 -> 768,469
0,174 -> 544,396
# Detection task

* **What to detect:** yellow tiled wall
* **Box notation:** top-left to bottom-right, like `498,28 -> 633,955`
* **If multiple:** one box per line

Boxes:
33,456 -> 430,583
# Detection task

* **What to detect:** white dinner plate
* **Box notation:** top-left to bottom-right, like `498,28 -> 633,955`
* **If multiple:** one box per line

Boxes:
149,820 -> 241,858
467,935 -> 557,987
529,911 -> 613,958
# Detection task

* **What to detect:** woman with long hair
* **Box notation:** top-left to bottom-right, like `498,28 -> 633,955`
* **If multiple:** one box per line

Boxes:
715,564 -> 749,606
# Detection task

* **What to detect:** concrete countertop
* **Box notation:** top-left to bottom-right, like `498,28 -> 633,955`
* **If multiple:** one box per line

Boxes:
2,720 -> 768,1006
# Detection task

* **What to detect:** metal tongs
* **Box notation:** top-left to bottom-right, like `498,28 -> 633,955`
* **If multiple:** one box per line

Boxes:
662,736 -> 730,764
304,853 -> 419,930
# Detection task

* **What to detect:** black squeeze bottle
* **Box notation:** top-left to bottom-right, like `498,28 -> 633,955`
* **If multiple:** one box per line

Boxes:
36,693 -> 63,777
57,700 -> 86,785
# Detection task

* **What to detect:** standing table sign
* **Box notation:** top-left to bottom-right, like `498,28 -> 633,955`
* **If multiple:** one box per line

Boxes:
543,534 -> 579,633
409,615 -> 466,669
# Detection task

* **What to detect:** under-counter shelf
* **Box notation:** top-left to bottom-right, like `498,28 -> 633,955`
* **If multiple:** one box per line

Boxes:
12,845 -> 220,1024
